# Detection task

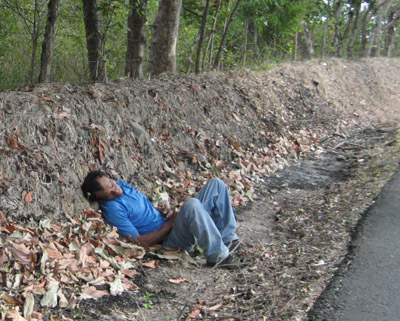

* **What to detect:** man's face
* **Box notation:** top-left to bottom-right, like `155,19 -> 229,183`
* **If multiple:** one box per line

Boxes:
95,176 -> 123,201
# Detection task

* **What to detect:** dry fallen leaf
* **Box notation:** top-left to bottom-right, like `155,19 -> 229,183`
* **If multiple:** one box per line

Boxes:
121,269 -> 139,277
0,293 -> 23,306
0,210 -> 7,222
22,191 -> 33,204
80,286 -> 109,300
189,308 -> 201,318
5,309 -> 27,321
141,260 -> 157,269
168,278 -> 188,284
110,277 -> 124,296
5,134 -> 26,152
23,293 -> 34,319
40,281 -> 59,308
8,243 -> 35,266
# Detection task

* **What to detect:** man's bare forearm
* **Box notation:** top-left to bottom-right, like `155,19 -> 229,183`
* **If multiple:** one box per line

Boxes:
134,221 -> 173,247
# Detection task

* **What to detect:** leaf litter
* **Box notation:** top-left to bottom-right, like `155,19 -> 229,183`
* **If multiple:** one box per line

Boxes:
0,58 -> 399,320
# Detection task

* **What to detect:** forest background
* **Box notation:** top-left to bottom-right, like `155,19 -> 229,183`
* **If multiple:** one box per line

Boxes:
1,0 -> 399,90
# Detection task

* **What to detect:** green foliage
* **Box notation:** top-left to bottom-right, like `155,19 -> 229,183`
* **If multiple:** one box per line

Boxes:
0,0 -> 398,90
143,291 -> 155,309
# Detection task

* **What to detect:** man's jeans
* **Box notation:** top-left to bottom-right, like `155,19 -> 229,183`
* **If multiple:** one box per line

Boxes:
163,178 -> 238,262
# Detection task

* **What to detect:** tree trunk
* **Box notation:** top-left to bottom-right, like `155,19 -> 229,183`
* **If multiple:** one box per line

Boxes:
346,0 -> 362,58
360,0 -> 390,57
332,0 -> 344,55
125,0 -> 147,79
39,0 -> 59,83
213,0 -> 243,70
367,0 -> 391,57
252,22 -> 260,61
383,10 -> 399,57
82,0 -> 107,82
148,0 -> 182,77
195,0 -> 211,74
359,6 -> 372,57
241,18 -> 248,66
30,0 -> 47,84
299,22 -> 314,60
322,14 -> 328,57
337,9 -> 354,57
186,32 -> 200,74
203,0 -> 222,71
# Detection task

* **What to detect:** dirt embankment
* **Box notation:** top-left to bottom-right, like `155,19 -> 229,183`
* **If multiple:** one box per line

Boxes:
0,58 -> 399,321
1,58 -> 398,221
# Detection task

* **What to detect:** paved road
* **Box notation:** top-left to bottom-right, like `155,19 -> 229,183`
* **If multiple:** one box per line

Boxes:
308,171 -> 400,321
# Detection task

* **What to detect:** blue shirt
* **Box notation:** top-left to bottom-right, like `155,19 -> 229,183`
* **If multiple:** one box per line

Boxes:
100,180 -> 165,239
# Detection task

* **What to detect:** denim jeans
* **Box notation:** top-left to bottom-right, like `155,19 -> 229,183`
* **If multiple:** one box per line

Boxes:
163,178 -> 238,262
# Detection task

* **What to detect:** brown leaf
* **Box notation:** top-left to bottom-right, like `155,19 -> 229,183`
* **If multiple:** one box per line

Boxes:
45,248 -> 63,259
81,286 -> 109,300
189,308 -> 201,318
229,137 -> 241,151
168,278 -> 188,284
0,210 -> 7,222
0,293 -> 23,307
121,269 -> 139,278
5,134 -> 26,152
5,309 -> 27,321
22,191 -> 33,204
121,277 -> 139,291
30,311 -> 43,320
0,249 -> 7,265
78,243 -> 94,268
141,260 -> 157,269
8,243 -> 35,266
55,112 -> 70,119
98,138 -> 104,163
58,177 -> 68,185
82,208 -> 101,220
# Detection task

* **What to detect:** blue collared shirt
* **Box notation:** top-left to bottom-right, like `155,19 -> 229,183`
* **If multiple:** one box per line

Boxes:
100,180 -> 165,239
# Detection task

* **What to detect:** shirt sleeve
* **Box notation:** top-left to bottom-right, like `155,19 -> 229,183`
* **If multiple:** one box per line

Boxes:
102,204 -> 139,239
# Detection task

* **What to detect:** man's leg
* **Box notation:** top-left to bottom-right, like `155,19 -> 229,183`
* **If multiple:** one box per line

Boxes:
163,197 -> 229,263
195,178 -> 238,244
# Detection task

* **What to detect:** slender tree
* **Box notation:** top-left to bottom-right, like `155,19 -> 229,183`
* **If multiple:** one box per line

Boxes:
346,0 -> 362,58
82,0 -> 107,82
203,0 -> 222,70
3,0 -> 47,84
125,0 -> 147,78
367,0 -> 393,57
213,0 -> 243,70
299,22 -> 315,59
195,0 -> 211,74
360,0 -> 390,57
383,4 -> 400,56
148,0 -> 182,76
332,0 -> 344,56
39,0 -> 59,83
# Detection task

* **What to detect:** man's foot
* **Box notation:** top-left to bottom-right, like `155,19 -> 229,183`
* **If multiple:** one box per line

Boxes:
225,240 -> 242,252
206,254 -> 246,270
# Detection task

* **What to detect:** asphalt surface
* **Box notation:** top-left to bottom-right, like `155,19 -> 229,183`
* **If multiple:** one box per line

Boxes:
308,170 -> 400,321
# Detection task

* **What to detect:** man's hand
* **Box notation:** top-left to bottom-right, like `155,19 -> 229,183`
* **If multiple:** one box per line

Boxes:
134,209 -> 178,248
158,208 -> 177,221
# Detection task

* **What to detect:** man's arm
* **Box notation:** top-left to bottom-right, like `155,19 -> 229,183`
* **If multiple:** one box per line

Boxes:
134,212 -> 177,247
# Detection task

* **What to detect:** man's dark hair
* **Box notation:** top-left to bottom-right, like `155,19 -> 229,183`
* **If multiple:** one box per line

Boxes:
81,170 -> 107,202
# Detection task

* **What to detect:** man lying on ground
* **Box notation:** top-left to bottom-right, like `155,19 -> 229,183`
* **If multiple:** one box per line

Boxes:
81,171 -> 244,270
